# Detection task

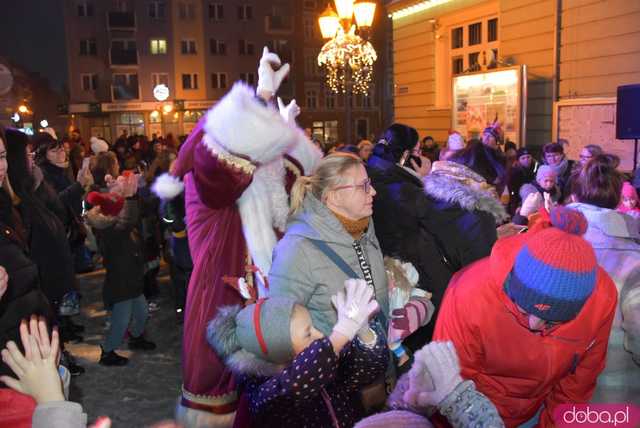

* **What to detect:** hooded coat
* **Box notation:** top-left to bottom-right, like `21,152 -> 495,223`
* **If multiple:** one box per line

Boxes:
433,218 -> 617,428
269,194 -> 389,336
367,159 -> 506,348
567,202 -> 640,402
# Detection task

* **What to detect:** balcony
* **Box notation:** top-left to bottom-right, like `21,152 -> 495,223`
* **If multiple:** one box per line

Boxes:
265,15 -> 294,35
110,49 -> 138,67
111,84 -> 140,101
108,11 -> 136,30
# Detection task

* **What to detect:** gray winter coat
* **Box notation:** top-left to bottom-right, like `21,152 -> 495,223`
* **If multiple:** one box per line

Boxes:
567,202 -> 640,403
269,194 -> 389,336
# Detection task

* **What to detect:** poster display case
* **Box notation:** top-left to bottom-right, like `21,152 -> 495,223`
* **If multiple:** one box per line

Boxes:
452,65 -> 527,145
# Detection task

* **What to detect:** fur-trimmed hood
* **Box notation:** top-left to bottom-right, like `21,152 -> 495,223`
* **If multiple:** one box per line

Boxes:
423,161 -> 508,223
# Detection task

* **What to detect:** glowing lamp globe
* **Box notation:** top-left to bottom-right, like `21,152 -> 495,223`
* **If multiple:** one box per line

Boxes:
334,0 -> 355,20
319,4 -> 340,39
354,0 -> 376,28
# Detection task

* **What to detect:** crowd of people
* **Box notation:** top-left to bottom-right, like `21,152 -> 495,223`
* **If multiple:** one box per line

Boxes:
0,46 -> 639,428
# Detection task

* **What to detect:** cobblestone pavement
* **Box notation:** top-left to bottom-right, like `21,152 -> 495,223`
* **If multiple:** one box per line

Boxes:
66,268 -> 183,428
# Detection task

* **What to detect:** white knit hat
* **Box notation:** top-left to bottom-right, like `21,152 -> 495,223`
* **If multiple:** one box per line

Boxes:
90,136 -> 109,155
447,133 -> 465,151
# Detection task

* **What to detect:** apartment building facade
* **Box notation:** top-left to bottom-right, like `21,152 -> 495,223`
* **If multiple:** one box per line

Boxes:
64,0 -> 390,145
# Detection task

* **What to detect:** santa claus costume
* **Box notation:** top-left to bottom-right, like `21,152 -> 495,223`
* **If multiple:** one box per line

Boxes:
153,48 -> 322,427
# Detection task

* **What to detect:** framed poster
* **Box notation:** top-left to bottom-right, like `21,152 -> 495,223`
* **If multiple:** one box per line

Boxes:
552,98 -> 638,172
452,65 -> 527,145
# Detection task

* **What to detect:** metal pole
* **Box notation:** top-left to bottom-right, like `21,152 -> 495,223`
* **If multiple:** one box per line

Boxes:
345,66 -> 352,145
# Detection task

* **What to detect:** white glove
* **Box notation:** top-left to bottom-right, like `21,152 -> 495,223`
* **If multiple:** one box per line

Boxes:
403,341 -> 464,408
277,97 -> 301,124
256,46 -> 290,98
519,192 -> 543,217
331,279 -> 379,341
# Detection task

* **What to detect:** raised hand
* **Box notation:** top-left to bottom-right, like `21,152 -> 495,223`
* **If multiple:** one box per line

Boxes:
403,341 -> 463,408
0,266 -> 7,300
256,46 -> 290,99
277,97 -> 301,124
331,279 -> 378,341
0,317 -> 64,404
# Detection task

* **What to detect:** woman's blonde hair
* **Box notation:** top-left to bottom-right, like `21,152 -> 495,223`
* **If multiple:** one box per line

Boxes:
289,153 -> 362,215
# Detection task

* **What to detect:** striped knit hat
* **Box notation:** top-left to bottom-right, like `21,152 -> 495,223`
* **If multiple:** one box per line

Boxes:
505,207 -> 597,322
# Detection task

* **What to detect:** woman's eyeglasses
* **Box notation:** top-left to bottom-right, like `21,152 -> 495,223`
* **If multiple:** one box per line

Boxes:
333,178 -> 372,194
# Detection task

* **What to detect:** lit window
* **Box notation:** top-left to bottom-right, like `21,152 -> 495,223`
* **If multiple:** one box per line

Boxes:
150,39 -> 167,55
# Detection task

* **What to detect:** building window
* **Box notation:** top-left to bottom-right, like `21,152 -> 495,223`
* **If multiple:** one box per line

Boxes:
209,3 -> 223,20
78,1 -> 94,17
81,74 -> 98,91
452,56 -> 464,75
179,2 -> 196,20
488,18 -> 498,42
148,1 -> 165,19
209,39 -> 226,55
181,39 -> 197,54
468,52 -> 480,70
306,90 -> 317,110
79,38 -> 97,56
239,72 -> 256,86
451,27 -> 463,49
325,89 -> 336,109
151,73 -> 169,89
112,73 -> 139,100
304,16 -> 314,40
149,39 -> 167,55
238,40 -> 255,55
211,73 -> 227,89
238,5 -> 253,21
182,73 -> 198,90
468,22 -> 482,46
489,48 -> 498,69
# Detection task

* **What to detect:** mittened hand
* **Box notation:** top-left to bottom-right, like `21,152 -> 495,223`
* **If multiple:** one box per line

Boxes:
520,192 -> 543,217
256,46 -> 290,99
389,297 -> 434,342
331,279 -> 378,341
403,341 -> 463,408
277,97 -> 301,124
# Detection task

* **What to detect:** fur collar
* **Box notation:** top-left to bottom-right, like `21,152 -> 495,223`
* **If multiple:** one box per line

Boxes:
424,163 -> 508,223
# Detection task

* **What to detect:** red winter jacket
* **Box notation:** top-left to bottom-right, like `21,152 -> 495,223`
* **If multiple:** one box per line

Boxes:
434,222 -> 617,428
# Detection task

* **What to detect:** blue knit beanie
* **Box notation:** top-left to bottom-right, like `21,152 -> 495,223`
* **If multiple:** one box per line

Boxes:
505,207 -> 597,322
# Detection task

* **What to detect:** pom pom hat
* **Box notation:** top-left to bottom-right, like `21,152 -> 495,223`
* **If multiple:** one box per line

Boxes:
505,207 -> 597,322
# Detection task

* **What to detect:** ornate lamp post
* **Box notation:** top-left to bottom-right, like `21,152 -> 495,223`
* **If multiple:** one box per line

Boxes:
318,1 -> 377,145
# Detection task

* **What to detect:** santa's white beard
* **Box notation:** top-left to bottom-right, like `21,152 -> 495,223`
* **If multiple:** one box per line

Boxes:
236,158 -> 288,298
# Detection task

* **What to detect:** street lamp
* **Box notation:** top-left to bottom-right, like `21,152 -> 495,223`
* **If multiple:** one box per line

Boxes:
318,1 -> 377,145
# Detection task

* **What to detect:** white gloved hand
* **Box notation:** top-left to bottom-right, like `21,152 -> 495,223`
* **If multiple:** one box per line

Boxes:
519,192 -> 543,217
403,341 -> 464,408
331,279 -> 379,341
256,47 -> 290,98
277,97 -> 301,124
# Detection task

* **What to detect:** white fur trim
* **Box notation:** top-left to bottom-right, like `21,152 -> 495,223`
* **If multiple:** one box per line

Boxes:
286,130 -> 323,175
151,173 -> 185,200
204,82 -> 297,165
237,159 -> 288,298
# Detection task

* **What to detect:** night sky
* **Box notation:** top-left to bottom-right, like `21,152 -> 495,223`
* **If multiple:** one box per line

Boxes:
0,0 -> 67,92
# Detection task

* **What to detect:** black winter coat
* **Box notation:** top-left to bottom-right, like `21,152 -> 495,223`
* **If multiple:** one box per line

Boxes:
85,195 -> 144,306
39,162 -> 83,217
0,220 -> 55,379
368,156 -> 507,350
